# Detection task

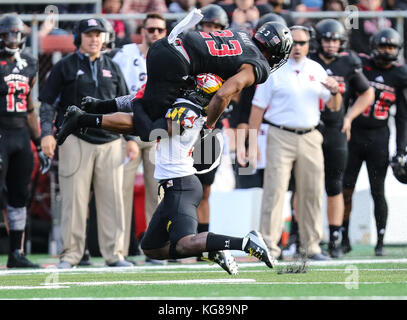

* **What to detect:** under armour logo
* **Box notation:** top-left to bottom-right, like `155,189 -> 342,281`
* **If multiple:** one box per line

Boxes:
96,118 -> 100,125
225,240 -> 230,248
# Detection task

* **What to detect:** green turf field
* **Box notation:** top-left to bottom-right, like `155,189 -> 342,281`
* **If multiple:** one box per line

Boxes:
0,244 -> 406,300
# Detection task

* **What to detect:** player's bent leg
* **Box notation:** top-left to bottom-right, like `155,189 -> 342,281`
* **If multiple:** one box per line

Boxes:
142,244 -> 171,261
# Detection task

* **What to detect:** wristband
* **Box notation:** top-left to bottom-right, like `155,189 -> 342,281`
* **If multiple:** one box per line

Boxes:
331,91 -> 338,96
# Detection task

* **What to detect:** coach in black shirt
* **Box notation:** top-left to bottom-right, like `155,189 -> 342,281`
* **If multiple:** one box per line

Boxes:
39,18 -> 131,269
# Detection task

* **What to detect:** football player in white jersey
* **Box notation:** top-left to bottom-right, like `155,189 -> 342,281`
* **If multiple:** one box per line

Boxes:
139,73 -> 276,275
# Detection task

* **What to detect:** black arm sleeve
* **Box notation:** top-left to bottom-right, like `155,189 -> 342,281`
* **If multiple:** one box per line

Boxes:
39,102 -> 56,137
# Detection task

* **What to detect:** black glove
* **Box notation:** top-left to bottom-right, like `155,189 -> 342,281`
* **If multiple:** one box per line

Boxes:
391,152 -> 406,168
80,96 -> 102,113
36,145 -> 51,174
33,138 -> 51,174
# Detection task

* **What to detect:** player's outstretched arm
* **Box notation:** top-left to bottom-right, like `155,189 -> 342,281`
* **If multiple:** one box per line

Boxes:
206,64 -> 256,128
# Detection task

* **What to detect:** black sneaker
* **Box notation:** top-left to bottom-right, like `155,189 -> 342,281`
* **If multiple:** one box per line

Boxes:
242,230 -> 276,268
7,250 -> 40,268
328,241 -> 344,258
78,249 -> 92,266
57,105 -> 84,145
201,250 -> 238,275
375,242 -> 385,256
341,236 -> 352,254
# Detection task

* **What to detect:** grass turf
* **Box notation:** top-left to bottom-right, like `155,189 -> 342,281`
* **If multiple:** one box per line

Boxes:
0,244 -> 406,300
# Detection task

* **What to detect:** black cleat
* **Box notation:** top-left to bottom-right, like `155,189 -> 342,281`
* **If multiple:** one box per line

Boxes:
56,105 -> 85,145
243,230 -> 276,268
375,242 -> 385,256
201,250 -> 238,275
7,250 -> 40,269
341,237 -> 352,254
328,241 -> 344,258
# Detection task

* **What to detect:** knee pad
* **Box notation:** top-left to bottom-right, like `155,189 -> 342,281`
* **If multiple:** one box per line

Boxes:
7,205 -> 26,231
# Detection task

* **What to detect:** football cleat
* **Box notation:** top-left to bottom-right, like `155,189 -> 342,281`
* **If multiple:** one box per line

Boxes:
7,249 -> 40,269
56,105 -> 84,145
375,242 -> 385,257
328,241 -> 344,258
341,236 -> 352,254
243,230 -> 276,268
201,250 -> 238,275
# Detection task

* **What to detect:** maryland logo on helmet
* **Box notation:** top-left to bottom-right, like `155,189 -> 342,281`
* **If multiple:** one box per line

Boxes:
196,73 -> 224,94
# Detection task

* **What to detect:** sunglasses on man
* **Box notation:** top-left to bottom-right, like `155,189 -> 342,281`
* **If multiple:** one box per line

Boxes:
146,27 -> 166,34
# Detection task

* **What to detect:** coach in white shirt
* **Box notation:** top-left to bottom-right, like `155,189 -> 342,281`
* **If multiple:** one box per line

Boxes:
248,26 -> 342,260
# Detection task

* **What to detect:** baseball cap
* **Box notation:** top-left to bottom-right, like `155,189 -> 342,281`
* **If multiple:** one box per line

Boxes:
77,18 -> 106,34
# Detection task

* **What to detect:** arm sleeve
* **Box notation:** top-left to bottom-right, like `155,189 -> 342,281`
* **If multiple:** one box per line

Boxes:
115,94 -> 136,112
39,101 -> 56,137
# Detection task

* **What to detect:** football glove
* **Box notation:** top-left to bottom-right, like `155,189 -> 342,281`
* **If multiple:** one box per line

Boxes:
36,145 -> 51,174
80,96 -> 101,113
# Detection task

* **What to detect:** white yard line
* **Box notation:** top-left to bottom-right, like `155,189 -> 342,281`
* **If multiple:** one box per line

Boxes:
0,258 -> 407,276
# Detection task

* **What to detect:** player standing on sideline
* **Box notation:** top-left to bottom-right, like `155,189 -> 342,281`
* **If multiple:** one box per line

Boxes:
342,28 -> 407,256
310,19 -> 374,258
140,72 -> 276,274
55,11 -> 293,145
0,14 -> 50,268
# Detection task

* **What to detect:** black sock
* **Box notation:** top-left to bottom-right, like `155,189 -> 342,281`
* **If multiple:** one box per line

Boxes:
342,220 -> 349,240
377,228 -> 385,244
9,230 -> 23,253
197,223 -> 209,234
206,232 -> 244,251
329,225 -> 341,243
78,114 -> 103,128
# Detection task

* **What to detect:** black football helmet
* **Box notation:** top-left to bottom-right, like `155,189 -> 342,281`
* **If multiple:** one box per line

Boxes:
253,22 -> 293,72
371,28 -> 402,64
390,153 -> 407,184
256,13 -> 287,31
0,14 -> 26,56
199,4 -> 229,29
99,18 -> 116,52
315,19 -> 347,58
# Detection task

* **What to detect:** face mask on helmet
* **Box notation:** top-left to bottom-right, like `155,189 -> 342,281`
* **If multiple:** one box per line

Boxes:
0,31 -> 26,56
371,28 -> 402,65
254,22 -> 293,73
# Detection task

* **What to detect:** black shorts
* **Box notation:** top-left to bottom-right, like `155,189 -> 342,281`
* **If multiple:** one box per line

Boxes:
140,175 -> 203,250
343,126 -> 389,192
322,125 -> 348,196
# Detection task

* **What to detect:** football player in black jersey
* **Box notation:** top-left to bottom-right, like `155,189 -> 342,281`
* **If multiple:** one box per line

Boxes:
311,19 -> 375,258
0,14 -> 50,268
342,28 -> 407,256
55,16 -> 293,145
